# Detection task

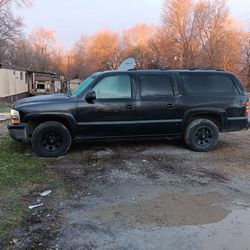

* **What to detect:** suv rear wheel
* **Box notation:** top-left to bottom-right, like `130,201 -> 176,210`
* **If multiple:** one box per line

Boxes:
31,121 -> 72,157
184,119 -> 219,152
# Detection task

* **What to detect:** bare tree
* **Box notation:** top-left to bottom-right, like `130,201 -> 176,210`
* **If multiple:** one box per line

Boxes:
162,0 -> 199,67
28,27 -> 58,71
194,0 -> 241,71
88,29 -> 122,71
8,37 -> 33,66
0,0 -> 31,62
0,0 -> 31,8
122,24 -> 159,68
1,0 -> 247,87
240,30 -> 250,88
70,35 -> 92,79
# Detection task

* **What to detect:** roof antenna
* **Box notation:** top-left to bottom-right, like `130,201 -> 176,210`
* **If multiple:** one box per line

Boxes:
106,62 -> 114,70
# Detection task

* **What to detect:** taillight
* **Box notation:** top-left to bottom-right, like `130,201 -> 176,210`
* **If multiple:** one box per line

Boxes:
245,102 -> 250,117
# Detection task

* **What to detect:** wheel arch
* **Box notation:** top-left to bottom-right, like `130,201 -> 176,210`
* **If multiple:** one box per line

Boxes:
24,114 -> 77,138
183,111 -> 225,132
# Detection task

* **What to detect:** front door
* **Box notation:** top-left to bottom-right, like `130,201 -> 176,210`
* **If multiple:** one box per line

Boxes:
135,73 -> 181,135
76,74 -> 137,138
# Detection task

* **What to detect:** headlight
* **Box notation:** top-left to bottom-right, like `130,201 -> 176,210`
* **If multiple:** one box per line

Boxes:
10,109 -> 21,125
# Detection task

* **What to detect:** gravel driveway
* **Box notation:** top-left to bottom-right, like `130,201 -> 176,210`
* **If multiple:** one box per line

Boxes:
51,129 -> 250,250
1,122 -> 250,250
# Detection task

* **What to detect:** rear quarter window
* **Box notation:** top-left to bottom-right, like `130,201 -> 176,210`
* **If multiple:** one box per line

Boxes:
180,73 -> 240,95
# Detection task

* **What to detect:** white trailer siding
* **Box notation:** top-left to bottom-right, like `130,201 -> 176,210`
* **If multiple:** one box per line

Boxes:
0,68 -> 28,98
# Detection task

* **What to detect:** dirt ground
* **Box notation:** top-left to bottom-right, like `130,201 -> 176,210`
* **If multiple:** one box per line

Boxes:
1,122 -> 250,250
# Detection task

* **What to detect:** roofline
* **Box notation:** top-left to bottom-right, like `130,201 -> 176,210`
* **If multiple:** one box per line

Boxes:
0,63 -> 26,71
0,63 -> 57,75
26,70 -> 56,75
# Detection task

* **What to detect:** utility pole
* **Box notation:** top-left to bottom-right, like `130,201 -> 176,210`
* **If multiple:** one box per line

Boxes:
67,56 -> 71,93
67,56 -> 70,81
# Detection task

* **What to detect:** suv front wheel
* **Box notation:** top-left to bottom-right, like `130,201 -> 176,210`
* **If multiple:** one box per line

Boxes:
32,121 -> 72,157
184,119 -> 219,152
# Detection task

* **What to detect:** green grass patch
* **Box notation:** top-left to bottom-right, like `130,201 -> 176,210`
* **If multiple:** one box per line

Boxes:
0,138 -> 44,193
0,137 -> 62,245
0,103 -> 11,113
0,203 -> 26,238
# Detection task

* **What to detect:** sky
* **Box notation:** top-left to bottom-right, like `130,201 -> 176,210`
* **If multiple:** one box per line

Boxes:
15,0 -> 250,49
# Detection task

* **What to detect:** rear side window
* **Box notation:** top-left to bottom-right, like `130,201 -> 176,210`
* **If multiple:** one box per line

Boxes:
139,75 -> 173,98
180,73 -> 239,95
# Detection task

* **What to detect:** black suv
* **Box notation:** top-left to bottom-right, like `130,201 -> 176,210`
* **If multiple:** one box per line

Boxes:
8,68 -> 249,157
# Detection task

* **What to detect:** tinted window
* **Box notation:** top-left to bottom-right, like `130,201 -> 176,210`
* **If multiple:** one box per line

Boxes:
93,75 -> 131,99
180,73 -> 239,95
139,75 -> 173,98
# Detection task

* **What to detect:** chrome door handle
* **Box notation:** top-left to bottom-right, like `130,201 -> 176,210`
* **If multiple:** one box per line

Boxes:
125,104 -> 134,110
166,104 -> 174,108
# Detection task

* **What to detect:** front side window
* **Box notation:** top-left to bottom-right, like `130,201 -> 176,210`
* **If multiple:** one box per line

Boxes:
93,75 -> 132,99
180,73 -> 239,95
139,75 -> 174,98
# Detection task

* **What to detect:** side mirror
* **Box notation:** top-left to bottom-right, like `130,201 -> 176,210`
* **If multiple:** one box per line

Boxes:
85,91 -> 96,103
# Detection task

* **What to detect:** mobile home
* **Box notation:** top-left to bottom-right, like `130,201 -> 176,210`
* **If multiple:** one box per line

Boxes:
0,64 -> 28,102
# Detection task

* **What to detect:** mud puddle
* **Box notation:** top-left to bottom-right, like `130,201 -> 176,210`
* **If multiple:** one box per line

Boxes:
90,192 -> 230,226
194,207 -> 250,250
58,194 -> 250,250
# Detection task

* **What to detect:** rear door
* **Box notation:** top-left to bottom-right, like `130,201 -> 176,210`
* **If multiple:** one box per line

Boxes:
135,73 -> 181,135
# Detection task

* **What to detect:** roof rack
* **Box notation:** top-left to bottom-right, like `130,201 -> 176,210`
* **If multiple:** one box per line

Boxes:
128,67 -> 225,72
188,67 -> 225,71
128,67 -> 161,71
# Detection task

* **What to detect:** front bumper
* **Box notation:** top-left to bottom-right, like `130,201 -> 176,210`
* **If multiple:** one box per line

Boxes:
8,124 -> 27,142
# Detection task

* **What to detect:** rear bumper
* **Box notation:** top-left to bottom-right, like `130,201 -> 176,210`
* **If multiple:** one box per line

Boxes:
8,124 -> 27,142
225,117 -> 249,132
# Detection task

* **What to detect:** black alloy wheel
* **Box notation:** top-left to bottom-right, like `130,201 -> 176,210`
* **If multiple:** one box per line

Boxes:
184,119 -> 219,152
32,121 -> 72,157
194,126 -> 213,147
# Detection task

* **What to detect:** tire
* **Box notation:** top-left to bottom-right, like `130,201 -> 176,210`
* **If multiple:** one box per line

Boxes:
31,121 -> 72,157
184,119 -> 219,152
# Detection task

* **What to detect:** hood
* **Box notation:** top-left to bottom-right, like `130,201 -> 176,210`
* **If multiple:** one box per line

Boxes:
13,93 -> 70,108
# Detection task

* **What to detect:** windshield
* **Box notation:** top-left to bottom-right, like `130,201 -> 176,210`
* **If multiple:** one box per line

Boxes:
72,75 -> 95,96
